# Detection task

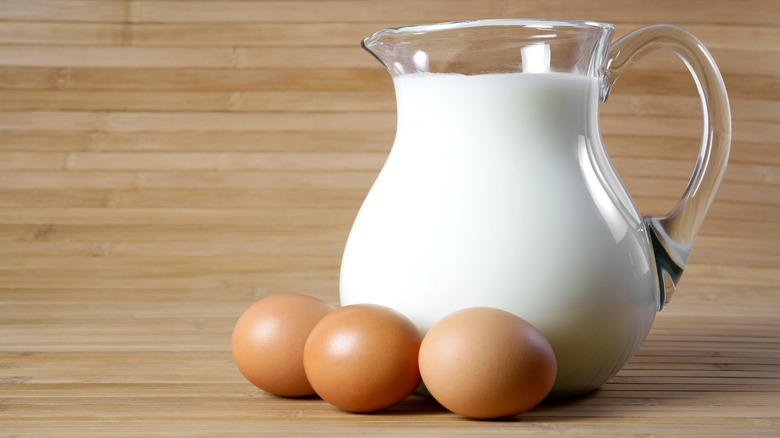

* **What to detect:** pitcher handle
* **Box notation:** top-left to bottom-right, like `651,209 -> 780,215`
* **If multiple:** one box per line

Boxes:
602,25 -> 731,310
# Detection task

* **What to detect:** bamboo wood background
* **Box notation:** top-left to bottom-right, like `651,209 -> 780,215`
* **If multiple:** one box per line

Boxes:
1,0 -> 778,436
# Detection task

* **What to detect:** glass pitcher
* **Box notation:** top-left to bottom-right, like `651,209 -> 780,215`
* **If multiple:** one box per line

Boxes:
340,19 -> 730,398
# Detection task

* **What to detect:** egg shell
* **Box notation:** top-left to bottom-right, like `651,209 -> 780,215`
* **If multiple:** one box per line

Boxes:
231,293 -> 335,397
418,307 -> 557,419
303,304 -> 422,413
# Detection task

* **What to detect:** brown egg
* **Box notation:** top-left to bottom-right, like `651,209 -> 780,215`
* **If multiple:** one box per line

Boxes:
231,293 -> 335,397
418,307 -> 557,419
303,304 -> 422,413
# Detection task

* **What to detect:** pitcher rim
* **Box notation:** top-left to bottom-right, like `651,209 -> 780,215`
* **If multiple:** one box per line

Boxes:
362,18 -> 615,45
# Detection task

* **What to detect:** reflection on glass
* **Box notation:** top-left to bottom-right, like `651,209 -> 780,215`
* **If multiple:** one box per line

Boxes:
521,43 -> 551,73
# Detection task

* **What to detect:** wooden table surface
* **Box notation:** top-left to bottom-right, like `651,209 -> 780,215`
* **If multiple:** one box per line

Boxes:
1,1 -> 778,436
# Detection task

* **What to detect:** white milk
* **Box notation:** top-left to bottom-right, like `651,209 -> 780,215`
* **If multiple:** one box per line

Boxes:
340,72 -> 658,397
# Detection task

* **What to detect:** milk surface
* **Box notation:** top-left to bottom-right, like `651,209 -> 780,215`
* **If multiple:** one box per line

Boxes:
340,72 -> 657,397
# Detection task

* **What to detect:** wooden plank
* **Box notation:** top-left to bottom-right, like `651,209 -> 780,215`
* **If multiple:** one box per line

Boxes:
0,151 -> 388,172
0,21 -> 377,47
2,22 -> 778,52
0,111 -> 396,132
0,111 -> 777,147
0,170 -> 376,191
0,206 -> 360,226
0,45 -> 377,69
605,136 -> 779,165
0,153 -> 775,191
0,0 -> 128,22
0,222 -> 353,242
0,67 -> 392,92
131,0 -> 780,27
1,67 -> 775,104
0,45 -> 773,77
1,90 -> 778,129
610,158 -> 780,186
0,90 -> 396,112
4,0 -> 778,26
613,24 -> 780,52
